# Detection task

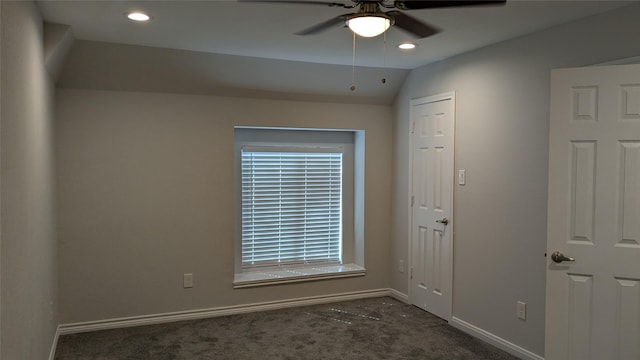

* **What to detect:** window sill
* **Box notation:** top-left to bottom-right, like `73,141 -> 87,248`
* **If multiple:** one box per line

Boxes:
233,263 -> 366,289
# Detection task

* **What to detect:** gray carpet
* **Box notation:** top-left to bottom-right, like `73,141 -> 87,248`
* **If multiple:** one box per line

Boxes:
55,297 -> 520,359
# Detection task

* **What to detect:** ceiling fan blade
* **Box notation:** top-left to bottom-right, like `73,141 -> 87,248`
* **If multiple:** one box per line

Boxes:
387,11 -> 439,38
238,0 -> 353,8
394,0 -> 506,10
295,14 -> 349,35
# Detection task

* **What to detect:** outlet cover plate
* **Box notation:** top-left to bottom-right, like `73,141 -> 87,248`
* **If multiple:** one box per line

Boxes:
183,273 -> 194,288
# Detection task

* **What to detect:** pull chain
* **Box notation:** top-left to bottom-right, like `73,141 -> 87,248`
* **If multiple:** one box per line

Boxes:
350,30 -> 388,91
349,33 -> 356,91
381,30 -> 387,84
350,31 -> 356,91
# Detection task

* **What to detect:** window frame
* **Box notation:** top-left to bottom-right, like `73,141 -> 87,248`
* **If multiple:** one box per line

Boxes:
233,127 -> 365,288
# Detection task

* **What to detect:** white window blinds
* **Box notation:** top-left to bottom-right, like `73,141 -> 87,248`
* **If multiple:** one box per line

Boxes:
241,147 -> 343,269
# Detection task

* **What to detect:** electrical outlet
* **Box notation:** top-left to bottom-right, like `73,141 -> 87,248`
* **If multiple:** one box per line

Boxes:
517,301 -> 526,320
183,273 -> 194,288
399,259 -> 405,273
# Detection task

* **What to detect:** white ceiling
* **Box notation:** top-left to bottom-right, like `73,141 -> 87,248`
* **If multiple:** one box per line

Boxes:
36,0 -> 637,70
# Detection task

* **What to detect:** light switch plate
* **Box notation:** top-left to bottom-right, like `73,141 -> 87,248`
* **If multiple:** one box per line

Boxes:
458,169 -> 466,185
517,301 -> 526,320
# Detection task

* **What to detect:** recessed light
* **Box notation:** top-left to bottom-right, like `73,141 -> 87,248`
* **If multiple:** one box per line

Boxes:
127,12 -> 150,22
398,43 -> 416,50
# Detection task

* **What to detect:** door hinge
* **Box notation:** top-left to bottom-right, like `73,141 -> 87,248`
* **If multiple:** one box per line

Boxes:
411,195 -> 414,207
411,121 -> 415,134
410,267 -> 414,279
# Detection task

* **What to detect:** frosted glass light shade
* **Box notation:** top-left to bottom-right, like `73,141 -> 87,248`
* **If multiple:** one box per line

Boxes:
347,16 -> 391,37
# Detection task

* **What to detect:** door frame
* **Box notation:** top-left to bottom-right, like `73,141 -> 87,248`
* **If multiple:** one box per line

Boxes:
407,91 -> 456,319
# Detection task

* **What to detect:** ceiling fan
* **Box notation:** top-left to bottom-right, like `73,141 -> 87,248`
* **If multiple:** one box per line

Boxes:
248,0 -> 506,38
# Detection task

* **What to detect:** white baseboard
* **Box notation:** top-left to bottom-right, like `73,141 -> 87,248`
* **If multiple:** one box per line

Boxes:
58,288 -> 395,335
387,288 -> 409,303
451,317 -> 544,360
55,289 -> 543,360
48,326 -> 61,360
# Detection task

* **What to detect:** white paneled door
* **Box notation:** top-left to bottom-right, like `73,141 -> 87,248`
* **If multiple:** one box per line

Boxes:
546,64 -> 640,360
410,93 -> 455,321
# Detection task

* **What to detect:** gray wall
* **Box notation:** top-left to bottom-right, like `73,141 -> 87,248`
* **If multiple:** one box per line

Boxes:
56,89 -> 392,323
391,3 -> 640,356
58,40 -> 408,106
1,1 -> 58,359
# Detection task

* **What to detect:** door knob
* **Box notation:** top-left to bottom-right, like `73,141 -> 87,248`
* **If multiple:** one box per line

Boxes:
551,251 -> 575,263
436,218 -> 449,225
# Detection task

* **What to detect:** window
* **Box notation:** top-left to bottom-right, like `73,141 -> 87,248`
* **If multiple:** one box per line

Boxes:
241,148 -> 343,269
234,128 -> 365,288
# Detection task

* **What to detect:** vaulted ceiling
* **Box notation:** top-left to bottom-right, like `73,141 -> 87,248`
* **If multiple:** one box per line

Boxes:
37,0 -> 638,103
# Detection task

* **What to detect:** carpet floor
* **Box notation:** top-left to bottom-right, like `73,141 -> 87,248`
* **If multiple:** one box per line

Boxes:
55,297 -> 520,359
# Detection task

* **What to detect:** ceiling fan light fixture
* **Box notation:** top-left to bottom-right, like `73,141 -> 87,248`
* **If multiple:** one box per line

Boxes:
346,15 -> 391,38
